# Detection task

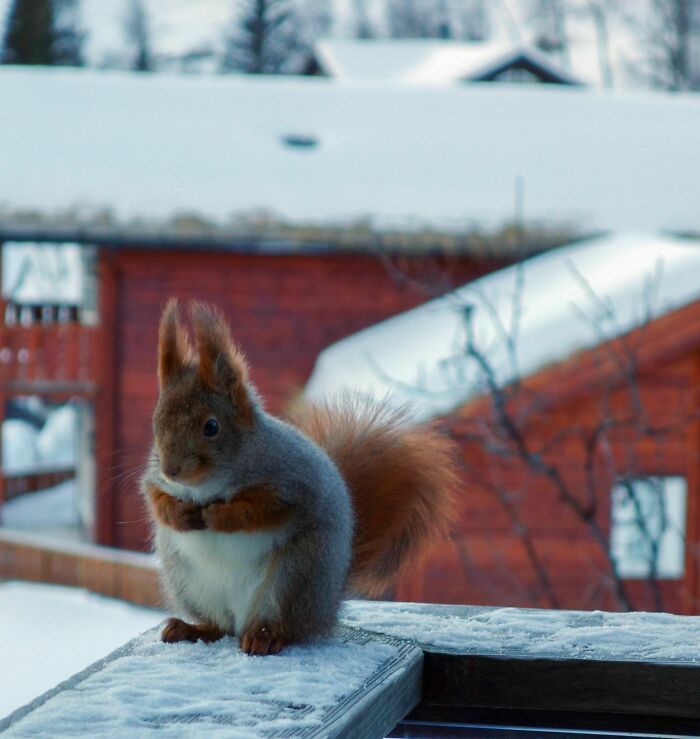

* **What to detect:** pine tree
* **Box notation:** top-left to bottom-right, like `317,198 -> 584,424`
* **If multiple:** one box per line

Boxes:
1,0 -> 83,66
221,0 -> 295,74
1,0 -> 54,64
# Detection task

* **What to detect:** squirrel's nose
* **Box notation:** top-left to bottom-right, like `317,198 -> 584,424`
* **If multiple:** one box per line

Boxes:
163,463 -> 181,479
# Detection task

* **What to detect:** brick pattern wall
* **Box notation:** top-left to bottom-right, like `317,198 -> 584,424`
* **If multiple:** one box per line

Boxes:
396,353 -> 700,614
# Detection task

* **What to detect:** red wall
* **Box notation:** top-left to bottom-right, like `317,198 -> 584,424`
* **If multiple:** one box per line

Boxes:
396,353 -> 700,614
99,248 -> 501,551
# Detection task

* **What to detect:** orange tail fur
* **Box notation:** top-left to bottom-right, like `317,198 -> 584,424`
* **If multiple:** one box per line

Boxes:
289,394 -> 459,597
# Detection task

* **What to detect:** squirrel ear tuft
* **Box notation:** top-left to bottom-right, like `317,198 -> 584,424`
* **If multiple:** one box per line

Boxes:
158,299 -> 191,387
189,301 -> 253,425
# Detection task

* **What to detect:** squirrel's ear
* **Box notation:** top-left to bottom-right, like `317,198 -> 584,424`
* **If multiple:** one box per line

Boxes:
158,299 -> 190,387
190,301 -> 253,425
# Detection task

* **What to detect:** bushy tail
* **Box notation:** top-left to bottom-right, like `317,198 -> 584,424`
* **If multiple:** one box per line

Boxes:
289,393 -> 459,597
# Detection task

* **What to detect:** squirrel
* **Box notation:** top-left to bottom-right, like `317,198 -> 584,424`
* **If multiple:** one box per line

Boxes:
141,300 -> 458,656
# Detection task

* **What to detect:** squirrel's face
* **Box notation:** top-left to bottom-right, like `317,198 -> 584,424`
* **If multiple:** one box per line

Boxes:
153,300 -> 253,487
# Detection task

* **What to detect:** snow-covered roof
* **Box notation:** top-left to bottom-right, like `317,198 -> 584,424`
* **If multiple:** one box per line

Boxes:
312,38 -> 584,85
2,67 -> 700,234
304,232 -> 700,420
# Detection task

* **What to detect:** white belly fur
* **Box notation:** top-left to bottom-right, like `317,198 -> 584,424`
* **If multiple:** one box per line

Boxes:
168,528 -> 285,634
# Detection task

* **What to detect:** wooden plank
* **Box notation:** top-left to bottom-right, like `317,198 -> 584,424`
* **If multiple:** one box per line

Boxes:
317,626 -> 422,739
0,624 -> 422,739
94,249 -> 119,546
341,601 -> 700,722
421,651 -> 700,720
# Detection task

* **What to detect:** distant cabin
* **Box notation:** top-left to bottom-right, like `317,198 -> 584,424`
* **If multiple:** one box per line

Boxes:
304,38 -> 584,86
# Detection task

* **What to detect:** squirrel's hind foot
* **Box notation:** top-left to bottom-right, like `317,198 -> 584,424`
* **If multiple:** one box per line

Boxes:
161,617 -> 224,644
240,624 -> 287,656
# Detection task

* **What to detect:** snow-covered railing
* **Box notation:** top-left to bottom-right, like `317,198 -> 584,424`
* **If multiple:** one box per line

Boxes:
2,601 -> 700,736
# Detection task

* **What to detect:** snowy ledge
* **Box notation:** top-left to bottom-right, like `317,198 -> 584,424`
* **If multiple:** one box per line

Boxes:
4,601 -> 700,736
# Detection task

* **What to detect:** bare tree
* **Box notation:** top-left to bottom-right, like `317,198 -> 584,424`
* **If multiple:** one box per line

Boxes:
123,0 -> 152,72
52,0 -> 83,65
455,0 -> 490,41
351,0 -> 376,39
627,0 -> 700,90
442,265 -> 696,611
385,0 -> 452,39
376,253 -> 696,612
581,0 -> 616,86
528,0 -> 571,66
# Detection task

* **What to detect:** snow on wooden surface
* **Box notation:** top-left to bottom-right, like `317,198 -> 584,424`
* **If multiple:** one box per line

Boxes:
341,600 -> 700,663
0,582 -> 164,719
305,231 -> 700,420
1,622 -> 419,738
2,68 -> 700,231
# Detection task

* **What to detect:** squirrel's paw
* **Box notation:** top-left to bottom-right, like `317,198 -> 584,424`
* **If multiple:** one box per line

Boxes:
159,499 -> 206,532
201,500 -> 240,532
161,617 -> 224,644
240,625 -> 286,656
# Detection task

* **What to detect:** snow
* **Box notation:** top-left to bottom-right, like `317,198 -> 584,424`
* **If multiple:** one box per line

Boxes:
341,600 -> 700,663
2,404 -> 77,472
0,581 -> 164,720
35,405 -> 77,467
2,420 -> 40,472
1,480 -> 79,534
305,232 -> 700,420
3,622 -> 400,736
2,68 -> 700,232
313,38 -> 583,85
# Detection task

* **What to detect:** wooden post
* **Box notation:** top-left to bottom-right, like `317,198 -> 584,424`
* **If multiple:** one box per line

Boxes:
685,350 -> 700,614
94,249 -> 119,546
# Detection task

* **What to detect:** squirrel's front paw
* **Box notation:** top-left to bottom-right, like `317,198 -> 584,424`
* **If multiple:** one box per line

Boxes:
151,488 -> 206,532
240,625 -> 286,656
202,500 -> 250,532
161,618 -> 224,644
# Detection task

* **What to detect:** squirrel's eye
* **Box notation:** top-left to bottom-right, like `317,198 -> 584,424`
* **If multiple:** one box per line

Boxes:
203,418 -> 219,438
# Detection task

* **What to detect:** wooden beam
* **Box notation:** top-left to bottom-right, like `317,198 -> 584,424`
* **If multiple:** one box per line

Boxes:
0,623 -> 422,738
94,250 -> 119,546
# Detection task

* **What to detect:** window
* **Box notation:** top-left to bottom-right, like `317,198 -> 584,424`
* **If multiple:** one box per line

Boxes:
610,476 -> 687,579
1,241 -> 98,324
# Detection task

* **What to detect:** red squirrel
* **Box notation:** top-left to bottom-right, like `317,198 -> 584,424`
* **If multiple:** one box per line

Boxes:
141,300 -> 458,655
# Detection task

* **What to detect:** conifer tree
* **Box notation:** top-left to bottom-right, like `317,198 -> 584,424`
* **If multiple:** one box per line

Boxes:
1,0 -> 84,66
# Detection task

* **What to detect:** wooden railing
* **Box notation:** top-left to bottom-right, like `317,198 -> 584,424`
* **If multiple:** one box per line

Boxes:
0,529 -> 159,608
0,466 -> 75,504
0,302 -> 98,396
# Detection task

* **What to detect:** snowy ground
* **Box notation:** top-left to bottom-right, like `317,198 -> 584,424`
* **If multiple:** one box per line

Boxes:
0,581 -> 164,719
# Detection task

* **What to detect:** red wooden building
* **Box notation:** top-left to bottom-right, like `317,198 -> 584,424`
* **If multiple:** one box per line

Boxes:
305,232 -> 700,614
0,228 -> 511,552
